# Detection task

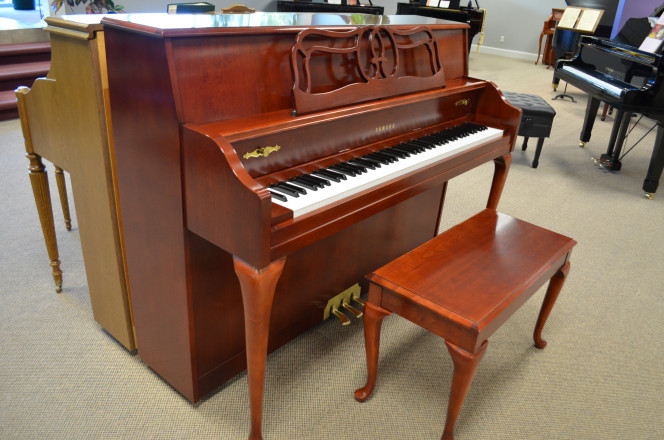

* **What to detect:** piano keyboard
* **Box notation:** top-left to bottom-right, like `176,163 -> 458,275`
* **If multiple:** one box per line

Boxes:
560,65 -> 627,98
268,123 -> 503,217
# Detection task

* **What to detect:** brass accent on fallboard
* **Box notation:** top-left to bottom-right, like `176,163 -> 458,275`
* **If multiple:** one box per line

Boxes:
243,145 -> 281,160
324,283 -> 365,325
455,98 -> 470,106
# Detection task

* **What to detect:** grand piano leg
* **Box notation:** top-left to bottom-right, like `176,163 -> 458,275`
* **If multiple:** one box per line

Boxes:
643,124 -> 664,198
579,97 -> 601,147
599,110 -> 630,171
233,256 -> 286,440
487,154 -> 511,210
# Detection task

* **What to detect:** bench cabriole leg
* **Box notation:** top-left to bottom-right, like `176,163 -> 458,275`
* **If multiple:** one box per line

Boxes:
355,301 -> 391,402
534,261 -> 571,349
442,340 -> 488,440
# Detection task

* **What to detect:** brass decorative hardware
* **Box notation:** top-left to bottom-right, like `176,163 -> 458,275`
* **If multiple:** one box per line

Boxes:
324,284 -> 364,324
331,306 -> 351,325
579,141 -> 587,148
342,299 -> 363,318
455,99 -> 469,106
243,145 -> 281,160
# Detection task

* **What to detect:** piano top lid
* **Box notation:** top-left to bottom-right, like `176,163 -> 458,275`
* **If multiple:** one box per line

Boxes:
101,12 -> 469,37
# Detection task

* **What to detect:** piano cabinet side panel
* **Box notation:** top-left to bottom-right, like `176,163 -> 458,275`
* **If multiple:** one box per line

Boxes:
474,81 -> 522,145
188,185 -> 445,396
105,28 -> 198,400
24,31 -> 136,351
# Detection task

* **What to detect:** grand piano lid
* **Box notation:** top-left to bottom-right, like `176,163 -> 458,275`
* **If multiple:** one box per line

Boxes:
100,12 -> 469,37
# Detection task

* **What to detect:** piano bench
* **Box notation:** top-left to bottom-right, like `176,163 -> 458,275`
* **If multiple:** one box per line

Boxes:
355,209 -> 576,440
503,91 -> 556,168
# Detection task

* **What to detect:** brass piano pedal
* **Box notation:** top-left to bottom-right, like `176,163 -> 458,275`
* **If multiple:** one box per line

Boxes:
331,306 -> 351,326
579,141 -> 587,148
342,299 -> 363,319
351,295 -> 366,307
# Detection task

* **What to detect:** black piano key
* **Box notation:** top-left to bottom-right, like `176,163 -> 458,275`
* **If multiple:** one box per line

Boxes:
269,184 -> 300,198
389,145 -> 413,156
290,177 -> 319,191
329,165 -> 358,177
339,161 -> 367,173
302,173 -> 331,186
380,149 -> 405,159
350,158 -> 380,169
278,181 -> 307,195
359,156 -> 384,166
269,190 -> 288,202
367,152 -> 396,163
314,169 -> 346,181
397,143 -> 424,153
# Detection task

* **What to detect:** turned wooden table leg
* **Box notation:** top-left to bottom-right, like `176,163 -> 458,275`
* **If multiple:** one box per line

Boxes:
487,154 -> 511,210
27,153 -> 63,293
355,301 -> 391,402
233,256 -> 286,440
54,166 -> 72,231
442,340 -> 488,440
534,262 -> 570,349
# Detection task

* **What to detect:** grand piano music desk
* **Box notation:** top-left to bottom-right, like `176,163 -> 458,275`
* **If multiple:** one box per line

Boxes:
356,209 -> 576,439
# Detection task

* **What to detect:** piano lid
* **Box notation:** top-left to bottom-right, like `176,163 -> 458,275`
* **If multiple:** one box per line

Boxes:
101,12 -> 468,37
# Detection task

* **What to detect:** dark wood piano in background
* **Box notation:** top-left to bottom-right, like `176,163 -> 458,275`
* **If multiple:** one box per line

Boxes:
396,1 -> 485,52
555,4 -> 664,198
101,12 -> 520,438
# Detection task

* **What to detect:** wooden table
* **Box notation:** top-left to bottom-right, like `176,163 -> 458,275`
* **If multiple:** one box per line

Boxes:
355,209 -> 576,439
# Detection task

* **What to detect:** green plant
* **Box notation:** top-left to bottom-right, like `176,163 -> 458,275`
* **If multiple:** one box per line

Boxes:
51,0 -> 124,13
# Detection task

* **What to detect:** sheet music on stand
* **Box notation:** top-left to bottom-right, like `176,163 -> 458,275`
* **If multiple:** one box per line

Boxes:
553,6 -> 604,102
639,14 -> 664,53
557,7 -> 604,34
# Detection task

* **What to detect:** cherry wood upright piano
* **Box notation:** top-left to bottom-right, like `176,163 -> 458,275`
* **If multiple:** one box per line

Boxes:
101,12 -> 521,439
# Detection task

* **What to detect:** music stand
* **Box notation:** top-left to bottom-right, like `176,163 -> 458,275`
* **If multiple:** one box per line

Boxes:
552,7 -> 604,102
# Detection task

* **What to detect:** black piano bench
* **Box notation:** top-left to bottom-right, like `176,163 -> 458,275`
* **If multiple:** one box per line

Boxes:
503,91 -> 556,168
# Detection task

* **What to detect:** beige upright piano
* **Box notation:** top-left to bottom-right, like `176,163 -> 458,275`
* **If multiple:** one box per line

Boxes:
16,15 -> 135,351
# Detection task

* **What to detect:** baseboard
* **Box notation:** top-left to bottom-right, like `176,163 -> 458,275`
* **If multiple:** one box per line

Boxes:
471,45 -> 538,62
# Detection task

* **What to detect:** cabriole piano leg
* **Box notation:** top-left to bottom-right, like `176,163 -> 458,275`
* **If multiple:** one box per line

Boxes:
487,154 -> 511,210
233,256 -> 286,440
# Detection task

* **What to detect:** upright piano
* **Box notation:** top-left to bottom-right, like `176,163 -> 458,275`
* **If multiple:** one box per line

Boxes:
101,12 -> 520,438
396,1 -> 485,52
554,4 -> 664,197
15,16 -> 136,351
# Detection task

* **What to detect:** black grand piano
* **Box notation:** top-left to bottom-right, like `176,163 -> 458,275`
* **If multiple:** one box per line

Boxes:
554,3 -> 664,198
396,1 -> 484,52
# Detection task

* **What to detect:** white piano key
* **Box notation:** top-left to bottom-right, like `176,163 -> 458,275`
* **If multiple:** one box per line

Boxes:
271,126 -> 504,217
